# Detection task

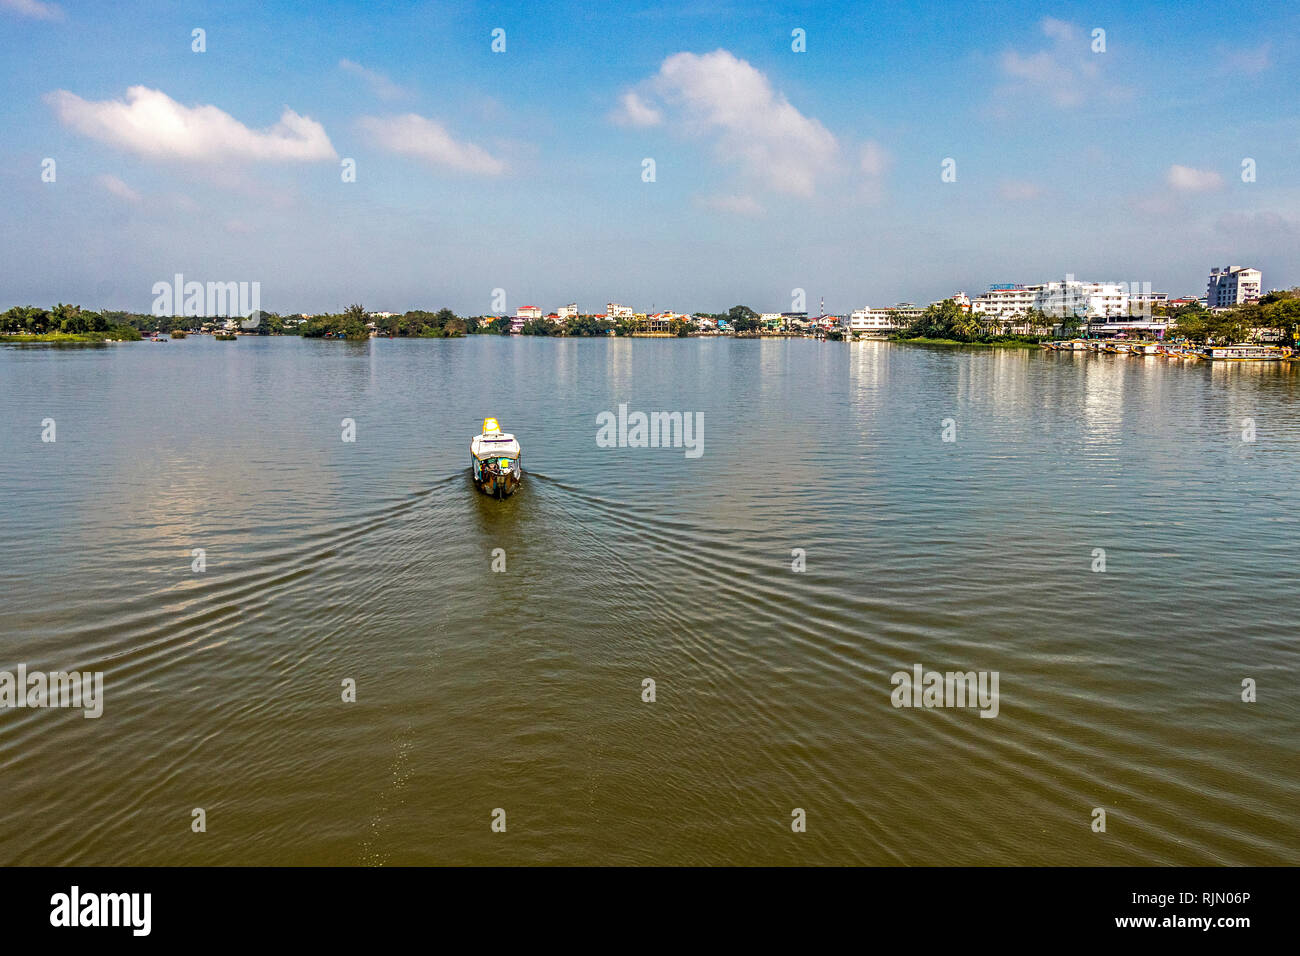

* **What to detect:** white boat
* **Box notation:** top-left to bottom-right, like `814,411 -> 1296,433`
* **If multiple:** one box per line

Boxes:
1198,344 -> 1293,361
470,418 -> 522,498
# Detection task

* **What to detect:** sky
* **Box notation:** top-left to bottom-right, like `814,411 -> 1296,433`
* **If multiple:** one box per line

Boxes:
2,0 -> 1298,316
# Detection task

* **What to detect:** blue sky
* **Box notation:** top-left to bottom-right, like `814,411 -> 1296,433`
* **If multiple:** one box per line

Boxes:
2,0 -> 1298,315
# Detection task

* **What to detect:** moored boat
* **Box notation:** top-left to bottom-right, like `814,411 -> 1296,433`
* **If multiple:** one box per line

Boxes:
1198,344 -> 1293,361
471,418 -> 523,498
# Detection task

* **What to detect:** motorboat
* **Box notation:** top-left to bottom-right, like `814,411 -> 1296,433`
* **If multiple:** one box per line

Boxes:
470,418 -> 522,498
1198,344 -> 1293,361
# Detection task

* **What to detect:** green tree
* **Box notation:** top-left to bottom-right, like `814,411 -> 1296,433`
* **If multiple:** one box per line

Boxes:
519,318 -> 555,335
727,305 -> 758,332
564,315 -> 612,336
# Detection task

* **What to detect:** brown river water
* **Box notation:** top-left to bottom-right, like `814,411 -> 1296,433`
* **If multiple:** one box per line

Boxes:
1,335 -> 1296,864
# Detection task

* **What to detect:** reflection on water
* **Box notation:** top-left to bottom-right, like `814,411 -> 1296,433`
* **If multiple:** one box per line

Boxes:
1,336 -> 1297,865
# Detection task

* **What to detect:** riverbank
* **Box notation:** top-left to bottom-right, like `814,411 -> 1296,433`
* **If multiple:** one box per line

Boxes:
886,336 -> 1044,349
1,329 -> 141,343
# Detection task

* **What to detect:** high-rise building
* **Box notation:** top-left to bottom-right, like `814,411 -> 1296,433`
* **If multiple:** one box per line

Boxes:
1035,280 -> 1129,319
1206,266 -> 1261,309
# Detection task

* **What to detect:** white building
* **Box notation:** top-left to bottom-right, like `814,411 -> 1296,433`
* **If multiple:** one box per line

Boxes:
848,304 -> 925,332
555,303 -> 579,321
515,305 -> 542,320
606,302 -> 635,319
970,284 -> 1041,318
1206,266 -> 1261,309
970,279 -> 1129,321
1035,280 -> 1129,319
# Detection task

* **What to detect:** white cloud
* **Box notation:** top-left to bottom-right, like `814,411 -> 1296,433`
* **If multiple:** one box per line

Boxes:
698,193 -> 764,217
96,173 -> 140,203
998,179 -> 1043,201
859,141 -> 889,177
1039,16 -> 1075,43
1167,164 -> 1223,192
618,49 -> 838,197
997,18 -> 1128,108
47,86 -> 336,162
1,0 -> 63,21
610,91 -> 662,127
340,59 -> 407,100
357,113 -> 505,175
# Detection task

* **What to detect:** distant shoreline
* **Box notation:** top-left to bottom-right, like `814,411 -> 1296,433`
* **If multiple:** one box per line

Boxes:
0,330 -> 1049,348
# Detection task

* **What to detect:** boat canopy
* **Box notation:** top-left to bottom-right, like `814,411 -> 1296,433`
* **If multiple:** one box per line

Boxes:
471,433 -> 520,460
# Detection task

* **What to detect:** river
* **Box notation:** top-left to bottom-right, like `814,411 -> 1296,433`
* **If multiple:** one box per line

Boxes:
1,335 -> 1296,864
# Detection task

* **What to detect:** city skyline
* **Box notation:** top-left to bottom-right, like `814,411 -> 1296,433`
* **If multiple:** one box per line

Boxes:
2,0 -> 1298,314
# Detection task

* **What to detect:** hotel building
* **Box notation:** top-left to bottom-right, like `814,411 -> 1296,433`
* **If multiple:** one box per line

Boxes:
1206,266 -> 1262,309
970,284 -> 1041,318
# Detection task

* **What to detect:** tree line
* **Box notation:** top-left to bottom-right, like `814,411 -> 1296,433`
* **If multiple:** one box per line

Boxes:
1,304 -> 143,339
890,289 -> 1300,345
1157,291 -> 1300,344
894,300 -> 1058,343
11,291 -> 1296,346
